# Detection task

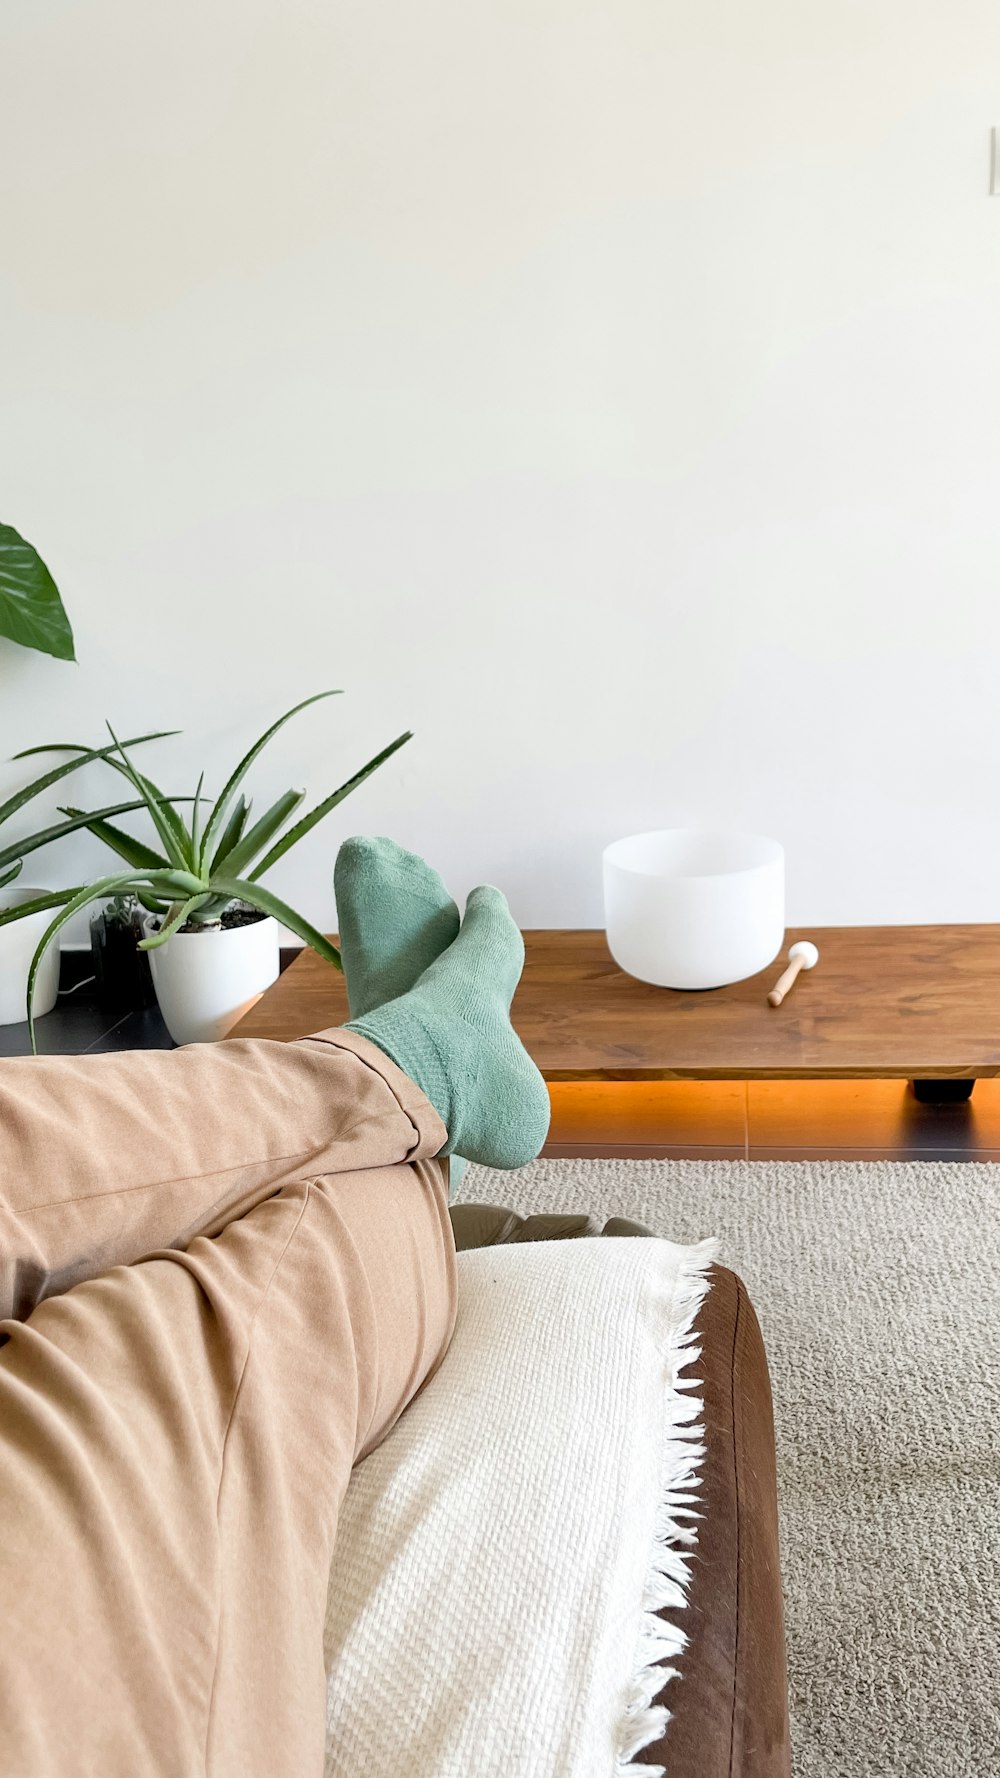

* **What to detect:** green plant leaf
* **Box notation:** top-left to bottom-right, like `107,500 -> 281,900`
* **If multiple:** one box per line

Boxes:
1,731 -> 177,828
56,806 -> 171,872
141,868 -> 207,897
0,799 -> 144,874
209,794 -> 250,873
215,789 -> 303,880
208,876 -> 342,969
199,690 -> 341,870
13,731 -> 177,763
136,888 -> 169,915
249,730 -> 412,880
139,893 -> 213,949
0,796 -> 197,875
0,868 -> 204,937
0,859 -> 23,889
185,895 -> 232,923
0,523 -> 75,661
105,726 -> 194,871
0,886 -> 83,929
189,772 -> 206,868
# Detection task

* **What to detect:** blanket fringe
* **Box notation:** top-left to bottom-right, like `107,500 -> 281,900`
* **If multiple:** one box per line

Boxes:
613,1236 -> 720,1778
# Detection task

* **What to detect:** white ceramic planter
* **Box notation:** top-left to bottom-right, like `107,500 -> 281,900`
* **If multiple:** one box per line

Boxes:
143,913 -> 280,1045
0,887 -> 62,1026
603,829 -> 785,990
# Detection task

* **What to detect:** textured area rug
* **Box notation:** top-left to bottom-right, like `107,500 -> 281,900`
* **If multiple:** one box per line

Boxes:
462,1157 -> 1000,1778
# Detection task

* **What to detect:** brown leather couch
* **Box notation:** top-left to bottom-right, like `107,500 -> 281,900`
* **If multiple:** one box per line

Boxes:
450,1206 -> 791,1778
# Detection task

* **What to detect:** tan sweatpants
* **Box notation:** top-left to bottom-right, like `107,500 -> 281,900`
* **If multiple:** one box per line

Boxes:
0,1026 -> 457,1778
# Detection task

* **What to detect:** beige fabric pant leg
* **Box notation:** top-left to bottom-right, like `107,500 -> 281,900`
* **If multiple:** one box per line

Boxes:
0,1027 -> 456,1778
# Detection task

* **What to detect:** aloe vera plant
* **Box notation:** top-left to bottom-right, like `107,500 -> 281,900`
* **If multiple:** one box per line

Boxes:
1,691 -> 411,1048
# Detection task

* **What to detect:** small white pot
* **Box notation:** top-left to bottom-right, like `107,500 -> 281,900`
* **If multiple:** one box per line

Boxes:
603,829 -> 785,990
143,912 -> 280,1045
0,887 -> 62,1026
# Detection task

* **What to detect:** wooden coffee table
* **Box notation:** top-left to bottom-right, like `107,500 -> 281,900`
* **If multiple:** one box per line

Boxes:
233,924 -> 1000,1101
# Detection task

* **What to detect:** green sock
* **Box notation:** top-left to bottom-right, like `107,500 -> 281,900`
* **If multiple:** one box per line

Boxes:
334,836 -> 460,1020
335,836 -> 468,1193
346,885 -> 550,1170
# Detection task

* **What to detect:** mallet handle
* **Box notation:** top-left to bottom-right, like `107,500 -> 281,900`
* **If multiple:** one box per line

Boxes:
768,956 -> 805,1008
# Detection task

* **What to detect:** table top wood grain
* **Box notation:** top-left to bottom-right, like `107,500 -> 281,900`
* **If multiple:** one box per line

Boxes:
231,925 -> 1000,1081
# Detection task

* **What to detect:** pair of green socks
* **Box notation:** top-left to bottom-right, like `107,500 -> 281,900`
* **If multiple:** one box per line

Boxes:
334,838 -> 550,1174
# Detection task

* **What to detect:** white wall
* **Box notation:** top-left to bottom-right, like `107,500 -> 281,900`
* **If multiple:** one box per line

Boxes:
2,0 -> 1000,937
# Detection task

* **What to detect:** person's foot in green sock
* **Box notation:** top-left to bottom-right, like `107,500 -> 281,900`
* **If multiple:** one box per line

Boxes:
334,836 -> 460,1020
335,835 -> 469,1192
346,885 -> 550,1170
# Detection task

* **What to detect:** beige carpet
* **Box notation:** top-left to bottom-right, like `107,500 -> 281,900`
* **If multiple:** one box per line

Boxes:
462,1157 -> 999,1778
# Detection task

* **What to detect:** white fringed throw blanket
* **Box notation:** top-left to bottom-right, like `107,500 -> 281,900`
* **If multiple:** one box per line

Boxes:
324,1235 -> 717,1778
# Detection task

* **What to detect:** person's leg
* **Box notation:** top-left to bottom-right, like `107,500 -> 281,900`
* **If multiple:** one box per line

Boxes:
0,877 -> 548,1774
0,1138 -> 455,1778
0,837 -> 477,1325
0,1028 -> 448,1321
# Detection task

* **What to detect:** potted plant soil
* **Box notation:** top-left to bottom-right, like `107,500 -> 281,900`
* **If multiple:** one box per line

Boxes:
6,692 -> 410,1049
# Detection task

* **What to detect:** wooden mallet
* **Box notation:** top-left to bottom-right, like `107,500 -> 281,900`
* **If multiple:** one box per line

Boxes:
767,940 -> 819,1007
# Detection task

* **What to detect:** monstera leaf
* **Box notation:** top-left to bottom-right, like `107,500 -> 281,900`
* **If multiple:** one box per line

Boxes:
0,523 -> 75,662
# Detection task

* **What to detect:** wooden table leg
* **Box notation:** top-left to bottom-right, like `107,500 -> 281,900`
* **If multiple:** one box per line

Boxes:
911,1079 -> 976,1104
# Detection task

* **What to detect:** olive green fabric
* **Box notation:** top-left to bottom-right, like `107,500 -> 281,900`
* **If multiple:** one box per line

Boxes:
450,1202 -> 654,1251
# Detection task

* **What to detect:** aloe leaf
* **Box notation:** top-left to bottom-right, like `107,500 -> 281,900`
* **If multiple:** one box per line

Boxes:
139,893 -> 213,949
0,795 -> 197,876
0,863 -> 202,938
215,790 -> 303,880
0,859 -> 23,889
0,794 -> 198,875
190,772 -> 206,869
12,730 -> 178,763
56,806 -> 170,872
136,888 -> 169,916
0,886 -> 82,929
199,690 -> 341,869
208,876 -> 342,969
142,868 -> 207,897
0,731 -> 177,828
209,794 -> 250,873
0,523 -> 75,661
249,730 -> 412,880
105,725 -> 193,871
111,741 -> 194,870
185,895 -> 231,923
